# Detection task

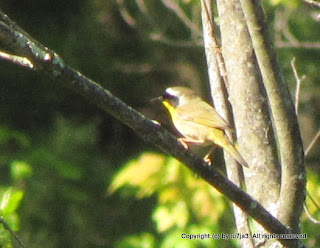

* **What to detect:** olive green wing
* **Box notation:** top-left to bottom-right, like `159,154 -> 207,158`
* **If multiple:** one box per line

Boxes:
177,101 -> 231,130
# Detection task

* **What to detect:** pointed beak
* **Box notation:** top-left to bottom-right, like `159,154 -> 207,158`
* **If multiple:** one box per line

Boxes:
150,96 -> 163,103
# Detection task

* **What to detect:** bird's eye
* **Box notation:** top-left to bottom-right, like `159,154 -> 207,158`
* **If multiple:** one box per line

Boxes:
163,92 -> 179,106
163,92 -> 176,101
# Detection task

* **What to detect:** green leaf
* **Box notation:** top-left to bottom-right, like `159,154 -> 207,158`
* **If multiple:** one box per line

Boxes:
116,232 -> 156,248
153,201 -> 189,232
269,0 -> 300,7
0,126 -> 31,149
1,213 -> 20,231
0,223 -> 14,248
10,161 -> 33,181
108,153 -> 166,197
0,187 -> 24,216
55,161 -> 84,181
160,229 -> 195,248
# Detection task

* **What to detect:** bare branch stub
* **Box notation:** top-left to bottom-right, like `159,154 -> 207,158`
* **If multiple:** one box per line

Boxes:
305,128 -> 320,156
290,58 -> 306,115
0,50 -> 34,68
304,0 -> 320,8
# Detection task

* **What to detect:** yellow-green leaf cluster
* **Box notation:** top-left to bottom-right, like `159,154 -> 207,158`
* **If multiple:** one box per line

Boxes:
109,152 -> 227,236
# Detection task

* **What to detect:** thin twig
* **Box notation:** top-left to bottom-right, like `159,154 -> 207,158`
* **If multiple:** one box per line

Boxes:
305,128 -> 320,156
201,0 -> 229,86
0,50 -> 34,68
280,9 -> 299,45
115,0 -> 202,47
304,204 -> 320,224
290,58 -> 306,115
304,0 -> 320,8
304,191 -> 320,224
115,0 -> 137,27
275,7 -> 320,49
161,0 -> 202,36
291,59 -> 320,226
135,0 -> 148,15
0,216 -> 26,248
150,33 -> 203,47
135,0 -> 157,25
277,41 -> 320,49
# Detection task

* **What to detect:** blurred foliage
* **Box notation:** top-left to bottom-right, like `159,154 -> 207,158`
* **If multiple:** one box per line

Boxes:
269,0 -> 300,8
0,0 -> 319,247
109,153 -> 232,247
0,127 -> 28,247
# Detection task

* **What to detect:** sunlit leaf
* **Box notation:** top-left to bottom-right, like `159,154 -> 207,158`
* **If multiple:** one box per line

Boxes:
160,229 -> 195,248
188,224 -> 219,246
305,173 -> 320,216
116,232 -> 156,248
192,188 -> 225,221
158,187 -> 180,204
173,201 -> 189,228
153,205 -> 175,232
163,157 -> 181,183
269,0 -> 300,7
110,152 -> 227,233
2,212 -> 20,231
108,153 -> 166,197
0,224 -> 14,248
10,161 -> 33,181
0,187 -> 24,216
153,201 -> 189,232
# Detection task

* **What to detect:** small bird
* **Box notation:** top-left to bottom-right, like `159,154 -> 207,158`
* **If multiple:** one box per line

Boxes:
161,86 -> 248,168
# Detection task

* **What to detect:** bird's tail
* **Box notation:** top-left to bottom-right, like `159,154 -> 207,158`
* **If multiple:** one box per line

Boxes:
208,129 -> 249,168
224,143 -> 249,168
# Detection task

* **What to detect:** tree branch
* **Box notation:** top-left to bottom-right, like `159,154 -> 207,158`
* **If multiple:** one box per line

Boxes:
291,58 -> 306,115
200,1 -> 253,247
305,128 -> 320,156
304,0 -> 320,8
275,8 -> 320,49
0,50 -> 33,68
0,9 -> 306,248
215,1 -> 282,247
239,0 -> 306,233
162,0 -> 202,36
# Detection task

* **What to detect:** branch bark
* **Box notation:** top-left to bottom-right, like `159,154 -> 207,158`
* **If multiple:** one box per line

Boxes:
240,0 -> 306,233
216,2 -> 282,246
0,9 -> 306,248
200,1 -> 253,247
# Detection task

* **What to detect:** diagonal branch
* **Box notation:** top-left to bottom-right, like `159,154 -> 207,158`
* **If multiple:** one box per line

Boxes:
305,128 -> 320,156
161,0 -> 202,36
0,50 -> 33,68
0,216 -> 26,248
0,9 -> 306,248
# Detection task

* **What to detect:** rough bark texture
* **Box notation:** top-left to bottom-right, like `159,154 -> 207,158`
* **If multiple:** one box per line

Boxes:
240,0 -> 306,233
216,0 -> 281,211
200,1 -> 254,247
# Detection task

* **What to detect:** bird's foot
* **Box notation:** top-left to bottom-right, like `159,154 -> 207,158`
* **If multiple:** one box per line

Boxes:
204,155 -> 212,166
178,138 -> 189,149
